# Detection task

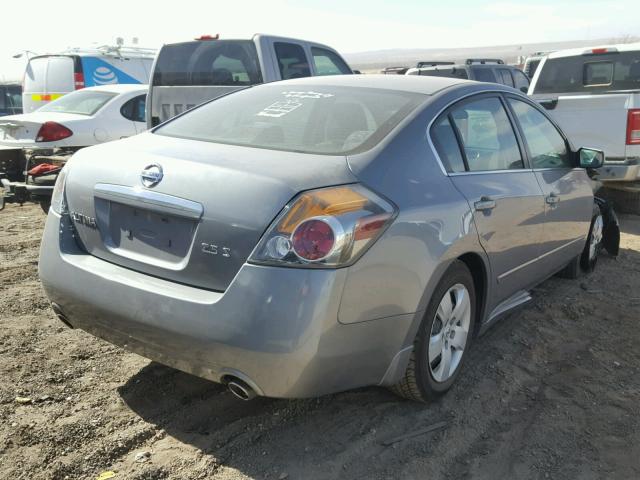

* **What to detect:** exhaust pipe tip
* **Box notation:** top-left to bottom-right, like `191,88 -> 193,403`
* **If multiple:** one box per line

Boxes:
51,303 -> 74,329
225,377 -> 256,401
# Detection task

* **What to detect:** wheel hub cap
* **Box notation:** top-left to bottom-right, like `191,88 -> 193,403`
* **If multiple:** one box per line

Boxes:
428,283 -> 471,383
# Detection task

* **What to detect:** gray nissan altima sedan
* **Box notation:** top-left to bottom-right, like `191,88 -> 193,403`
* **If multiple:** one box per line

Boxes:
39,75 -> 605,402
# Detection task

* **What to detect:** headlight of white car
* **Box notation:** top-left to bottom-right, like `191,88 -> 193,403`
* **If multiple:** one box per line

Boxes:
50,167 -> 69,215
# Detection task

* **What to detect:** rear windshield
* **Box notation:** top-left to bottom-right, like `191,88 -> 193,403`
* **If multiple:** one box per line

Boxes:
153,40 -> 263,87
533,51 -> 640,94
154,85 -> 426,155
39,90 -> 117,116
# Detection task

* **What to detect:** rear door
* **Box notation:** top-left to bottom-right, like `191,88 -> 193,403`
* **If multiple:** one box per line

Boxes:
431,94 -> 546,302
23,56 -> 74,112
506,96 -> 593,274
120,94 -> 147,134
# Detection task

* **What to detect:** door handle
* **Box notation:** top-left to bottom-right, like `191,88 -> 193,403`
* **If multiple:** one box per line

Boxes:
474,197 -> 496,211
546,193 -> 560,206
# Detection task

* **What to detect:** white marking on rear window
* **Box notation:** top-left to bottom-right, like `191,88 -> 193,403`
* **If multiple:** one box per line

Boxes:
256,91 -> 334,118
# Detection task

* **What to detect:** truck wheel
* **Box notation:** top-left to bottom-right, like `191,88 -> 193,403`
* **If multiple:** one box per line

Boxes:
39,201 -> 51,214
580,204 -> 603,273
391,260 -> 476,402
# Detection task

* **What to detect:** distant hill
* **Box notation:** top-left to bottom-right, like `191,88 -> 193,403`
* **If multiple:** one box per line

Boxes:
343,36 -> 640,72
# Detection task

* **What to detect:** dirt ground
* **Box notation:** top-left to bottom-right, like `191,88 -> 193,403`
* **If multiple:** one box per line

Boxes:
1,203 -> 639,480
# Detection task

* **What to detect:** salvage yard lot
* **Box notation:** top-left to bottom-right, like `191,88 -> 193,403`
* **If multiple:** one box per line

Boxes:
1,203 -> 639,480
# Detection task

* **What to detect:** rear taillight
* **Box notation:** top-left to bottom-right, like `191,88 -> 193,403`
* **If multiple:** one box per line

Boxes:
250,185 -> 396,268
74,72 -> 85,90
627,109 -> 640,145
36,122 -> 73,142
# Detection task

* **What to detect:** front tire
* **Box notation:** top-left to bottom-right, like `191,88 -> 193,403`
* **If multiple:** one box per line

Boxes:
391,260 -> 476,402
580,204 -> 603,273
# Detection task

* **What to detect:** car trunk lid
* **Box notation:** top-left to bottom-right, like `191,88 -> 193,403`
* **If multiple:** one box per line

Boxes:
0,112 -> 85,144
64,133 -> 357,292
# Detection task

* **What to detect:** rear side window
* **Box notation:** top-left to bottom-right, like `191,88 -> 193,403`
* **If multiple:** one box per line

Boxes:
39,90 -> 117,116
472,68 -> 497,83
152,41 -> 263,86
417,68 -> 468,79
533,51 -> 640,94
497,69 -> 515,87
311,47 -> 351,76
508,98 -> 572,169
275,43 -> 311,80
155,85 -> 425,155
448,97 -> 524,171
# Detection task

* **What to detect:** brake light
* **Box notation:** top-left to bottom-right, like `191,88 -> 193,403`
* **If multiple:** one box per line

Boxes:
627,109 -> 640,145
36,122 -> 73,142
74,72 -> 85,90
195,34 -> 219,41
250,185 -> 396,268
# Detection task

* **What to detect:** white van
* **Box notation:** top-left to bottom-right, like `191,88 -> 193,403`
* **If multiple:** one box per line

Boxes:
23,45 -> 156,113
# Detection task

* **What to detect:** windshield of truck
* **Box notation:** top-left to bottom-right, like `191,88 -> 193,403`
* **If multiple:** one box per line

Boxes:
533,51 -> 640,94
152,40 -> 263,86
155,85 -> 426,155
39,90 -> 117,116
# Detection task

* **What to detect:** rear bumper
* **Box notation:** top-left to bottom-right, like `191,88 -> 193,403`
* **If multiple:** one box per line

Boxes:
599,160 -> 640,182
38,212 -> 414,398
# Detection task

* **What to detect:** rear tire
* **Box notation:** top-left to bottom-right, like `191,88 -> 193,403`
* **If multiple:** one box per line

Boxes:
580,204 -> 603,273
391,260 -> 476,402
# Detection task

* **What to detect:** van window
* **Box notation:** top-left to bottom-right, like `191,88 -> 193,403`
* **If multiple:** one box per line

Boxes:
449,97 -> 524,171
311,47 -> 351,76
155,85 -> 425,155
274,43 -> 311,80
152,41 -> 263,86
39,90 -> 117,116
533,51 -> 640,94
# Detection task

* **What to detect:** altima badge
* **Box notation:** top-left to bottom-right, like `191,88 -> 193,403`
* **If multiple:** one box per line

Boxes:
141,164 -> 163,188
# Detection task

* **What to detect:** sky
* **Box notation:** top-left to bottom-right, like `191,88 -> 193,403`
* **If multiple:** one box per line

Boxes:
1,0 -> 638,81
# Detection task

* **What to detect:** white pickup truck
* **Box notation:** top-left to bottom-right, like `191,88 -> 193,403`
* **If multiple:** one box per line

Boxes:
147,34 -> 354,128
528,43 -> 640,186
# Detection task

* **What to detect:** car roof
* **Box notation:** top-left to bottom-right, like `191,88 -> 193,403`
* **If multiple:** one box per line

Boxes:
266,74 -> 473,95
79,84 -> 148,94
548,42 -> 640,59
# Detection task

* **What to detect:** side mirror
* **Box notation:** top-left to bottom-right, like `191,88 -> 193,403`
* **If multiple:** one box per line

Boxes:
578,147 -> 605,169
352,70 -> 361,75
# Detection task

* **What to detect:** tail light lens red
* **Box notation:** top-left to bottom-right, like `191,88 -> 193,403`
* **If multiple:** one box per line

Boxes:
36,122 -> 73,142
627,109 -> 640,145
250,185 -> 396,268
74,72 -> 85,90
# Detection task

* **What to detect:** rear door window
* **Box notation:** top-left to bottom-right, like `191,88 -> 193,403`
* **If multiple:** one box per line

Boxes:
431,116 -> 466,173
533,51 -> 640,94
449,96 -> 524,171
311,47 -> 351,76
274,42 -> 311,80
507,98 -> 572,169
152,41 -> 263,86
120,94 -> 146,122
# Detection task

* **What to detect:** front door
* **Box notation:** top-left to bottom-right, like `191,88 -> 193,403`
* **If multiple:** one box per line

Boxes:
506,97 -> 593,274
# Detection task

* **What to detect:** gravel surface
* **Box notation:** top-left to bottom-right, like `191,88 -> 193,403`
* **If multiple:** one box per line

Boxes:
1,203 -> 639,480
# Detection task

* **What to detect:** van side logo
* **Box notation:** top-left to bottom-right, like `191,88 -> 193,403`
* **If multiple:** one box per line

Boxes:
141,164 -> 163,188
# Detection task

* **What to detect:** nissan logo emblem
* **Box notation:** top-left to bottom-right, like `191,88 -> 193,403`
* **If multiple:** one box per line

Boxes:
141,164 -> 163,188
